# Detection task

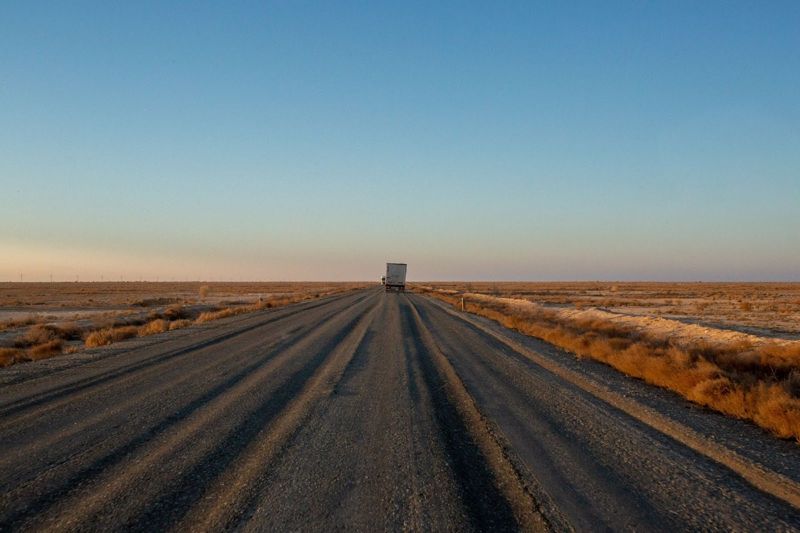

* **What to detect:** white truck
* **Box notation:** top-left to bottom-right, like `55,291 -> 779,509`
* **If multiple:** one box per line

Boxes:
384,263 -> 407,292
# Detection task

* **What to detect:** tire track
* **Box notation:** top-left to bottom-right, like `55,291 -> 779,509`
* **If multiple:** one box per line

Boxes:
421,294 -> 800,515
3,287 -> 792,530
0,330 -> 295,488
403,297 -> 549,532
413,297 -> 672,530
175,296 -> 379,531
1,292 -> 379,531
0,298 -> 347,473
0,291 -> 368,413
234,292 -> 481,531
0,291 -> 371,429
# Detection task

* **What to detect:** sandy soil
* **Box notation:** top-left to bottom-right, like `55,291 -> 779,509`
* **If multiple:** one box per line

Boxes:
0,282 -> 368,352
473,293 -> 800,351
417,282 -> 800,340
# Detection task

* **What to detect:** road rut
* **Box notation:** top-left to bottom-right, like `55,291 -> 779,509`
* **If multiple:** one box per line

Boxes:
0,289 -> 798,531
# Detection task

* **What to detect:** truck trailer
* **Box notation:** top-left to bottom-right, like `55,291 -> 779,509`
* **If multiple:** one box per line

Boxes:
384,263 -> 407,292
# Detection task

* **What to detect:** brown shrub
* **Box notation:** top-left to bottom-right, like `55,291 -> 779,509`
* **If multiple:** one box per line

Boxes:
197,308 -> 237,323
138,319 -> 169,336
752,385 -> 800,439
15,322 -> 85,348
55,322 -> 82,340
85,326 -> 138,347
163,304 -> 189,321
193,292 -> 321,325
169,319 -> 192,330
758,342 -> 800,363
15,324 -> 56,347
0,348 -> 22,367
28,339 -> 64,359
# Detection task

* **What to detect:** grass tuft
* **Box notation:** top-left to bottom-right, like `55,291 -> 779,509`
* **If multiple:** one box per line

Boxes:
169,319 -> 192,330
138,319 -> 169,336
85,326 -> 139,347
28,339 -> 64,359
0,348 -> 22,367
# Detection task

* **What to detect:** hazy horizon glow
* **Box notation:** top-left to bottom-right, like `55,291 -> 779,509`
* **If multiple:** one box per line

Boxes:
2,2 -> 799,281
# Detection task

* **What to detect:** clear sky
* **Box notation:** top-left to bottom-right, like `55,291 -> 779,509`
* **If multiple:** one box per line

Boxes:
2,1 -> 799,281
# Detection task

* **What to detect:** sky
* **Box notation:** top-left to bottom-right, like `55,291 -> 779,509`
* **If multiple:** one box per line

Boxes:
1,1 -> 799,281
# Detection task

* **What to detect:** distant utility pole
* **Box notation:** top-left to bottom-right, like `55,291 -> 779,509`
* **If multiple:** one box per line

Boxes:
49,273 -> 53,283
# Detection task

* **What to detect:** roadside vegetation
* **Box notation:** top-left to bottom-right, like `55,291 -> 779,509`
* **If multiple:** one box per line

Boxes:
0,283 -> 368,368
419,281 -> 800,335
415,284 -> 800,441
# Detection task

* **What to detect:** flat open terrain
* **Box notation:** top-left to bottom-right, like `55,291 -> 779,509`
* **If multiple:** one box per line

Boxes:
1,288 -> 799,531
421,282 -> 800,338
0,282 -> 368,367
414,283 -> 800,441
0,281 -> 365,323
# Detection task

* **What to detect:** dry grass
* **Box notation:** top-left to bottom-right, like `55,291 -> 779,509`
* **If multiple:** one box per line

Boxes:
194,291 -> 340,324
7,323 -> 82,364
196,308 -> 237,323
163,304 -> 190,321
417,286 -> 800,441
0,338 -> 65,366
0,282 -> 370,366
28,339 -> 64,359
14,324 -> 57,347
196,301 -> 270,323
0,315 -> 42,332
0,348 -> 22,367
416,281 -> 800,335
138,319 -> 169,336
84,326 -> 139,347
169,319 -> 193,330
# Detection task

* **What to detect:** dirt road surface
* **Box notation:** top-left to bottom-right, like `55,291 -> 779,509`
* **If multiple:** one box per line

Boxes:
1,289 -> 799,531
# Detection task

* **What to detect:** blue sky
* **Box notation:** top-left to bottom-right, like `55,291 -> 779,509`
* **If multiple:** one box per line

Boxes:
2,1 -> 799,281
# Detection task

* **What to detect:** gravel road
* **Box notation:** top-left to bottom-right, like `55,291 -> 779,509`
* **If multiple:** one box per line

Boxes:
1,288 -> 798,531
